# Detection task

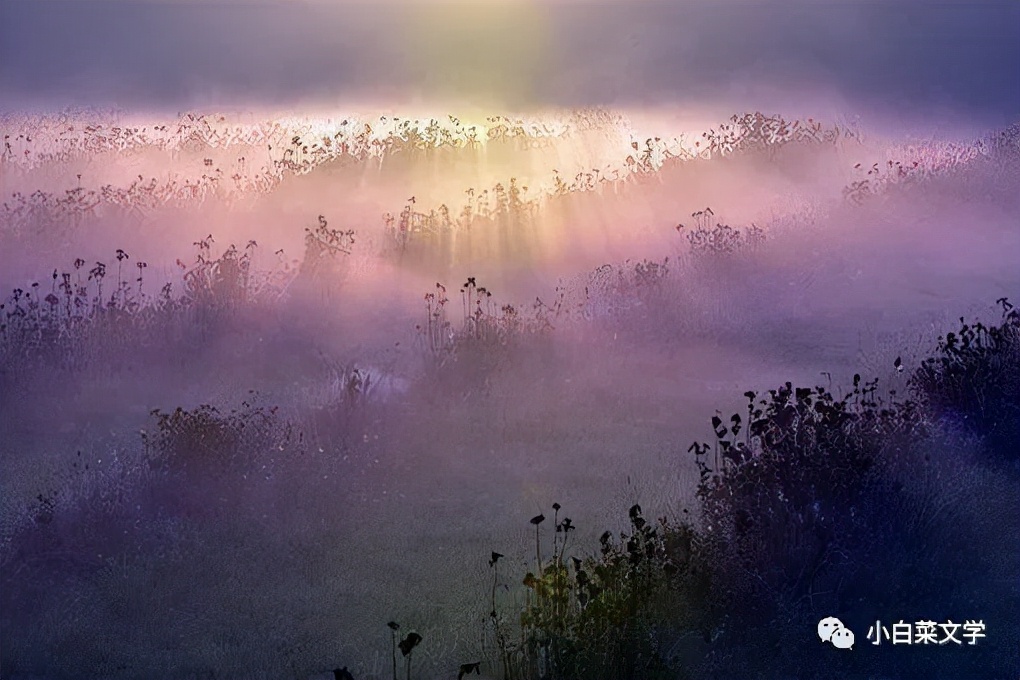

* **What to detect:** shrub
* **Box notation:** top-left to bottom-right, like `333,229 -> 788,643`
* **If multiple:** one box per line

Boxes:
908,298 -> 1020,466
0,237 -> 298,374
683,304 -> 1020,677
675,207 -> 766,257
300,214 -> 356,282
689,376 -> 926,631
485,504 -> 708,680
142,397 -> 293,482
415,278 -> 561,397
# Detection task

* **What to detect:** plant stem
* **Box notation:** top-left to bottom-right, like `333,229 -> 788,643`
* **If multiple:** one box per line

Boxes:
391,631 -> 397,680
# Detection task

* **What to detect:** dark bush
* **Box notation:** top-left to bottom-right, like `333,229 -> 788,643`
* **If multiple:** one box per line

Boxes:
488,504 -> 710,680
681,303 -> 1020,678
909,298 -> 1020,466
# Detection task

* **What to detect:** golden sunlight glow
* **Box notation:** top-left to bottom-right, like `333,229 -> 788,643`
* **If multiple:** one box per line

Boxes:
406,1 -> 553,109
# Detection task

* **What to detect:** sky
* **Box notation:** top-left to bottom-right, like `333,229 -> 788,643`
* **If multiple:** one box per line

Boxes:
1,0 -> 1019,132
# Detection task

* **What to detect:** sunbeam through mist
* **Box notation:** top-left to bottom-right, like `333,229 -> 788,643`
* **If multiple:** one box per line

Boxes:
2,3 -> 1019,680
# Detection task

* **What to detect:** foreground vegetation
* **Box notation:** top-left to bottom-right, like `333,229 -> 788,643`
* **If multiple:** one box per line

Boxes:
457,299 -> 1019,680
4,280 -> 1016,678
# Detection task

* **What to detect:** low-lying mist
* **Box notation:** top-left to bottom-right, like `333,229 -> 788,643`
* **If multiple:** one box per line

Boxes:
2,104 -> 1018,679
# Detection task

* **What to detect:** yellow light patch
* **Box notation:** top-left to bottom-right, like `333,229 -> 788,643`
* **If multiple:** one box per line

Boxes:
405,1 -> 553,110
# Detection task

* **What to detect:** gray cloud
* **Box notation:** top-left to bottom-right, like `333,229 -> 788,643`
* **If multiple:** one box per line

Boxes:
1,0 -> 1018,128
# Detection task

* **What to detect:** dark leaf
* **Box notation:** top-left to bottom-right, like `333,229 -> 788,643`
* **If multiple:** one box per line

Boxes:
398,632 -> 422,656
458,662 -> 482,680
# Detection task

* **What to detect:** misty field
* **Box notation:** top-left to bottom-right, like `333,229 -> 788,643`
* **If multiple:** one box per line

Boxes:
1,107 -> 1019,680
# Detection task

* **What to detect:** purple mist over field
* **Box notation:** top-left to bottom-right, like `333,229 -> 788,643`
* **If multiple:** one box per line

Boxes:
1,1 -> 1018,679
